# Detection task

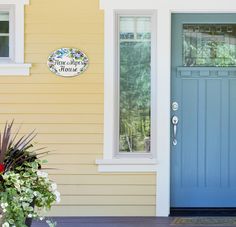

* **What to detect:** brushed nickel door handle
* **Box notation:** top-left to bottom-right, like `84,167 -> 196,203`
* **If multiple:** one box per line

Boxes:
172,116 -> 179,146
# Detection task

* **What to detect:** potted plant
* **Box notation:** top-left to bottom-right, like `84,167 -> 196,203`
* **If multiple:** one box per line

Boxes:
0,121 -> 60,227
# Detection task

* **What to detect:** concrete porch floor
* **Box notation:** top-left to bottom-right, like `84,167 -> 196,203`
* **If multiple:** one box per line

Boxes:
31,217 -> 236,227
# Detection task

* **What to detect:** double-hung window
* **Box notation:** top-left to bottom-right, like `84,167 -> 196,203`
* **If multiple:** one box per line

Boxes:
96,11 -> 157,172
0,1 -> 31,75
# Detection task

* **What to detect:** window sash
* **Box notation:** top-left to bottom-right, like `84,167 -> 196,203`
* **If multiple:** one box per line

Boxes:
116,12 -> 156,157
0,8 -> 14,61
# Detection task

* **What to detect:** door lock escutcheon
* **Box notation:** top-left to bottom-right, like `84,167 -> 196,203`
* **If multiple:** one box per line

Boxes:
172,102 -> 179,111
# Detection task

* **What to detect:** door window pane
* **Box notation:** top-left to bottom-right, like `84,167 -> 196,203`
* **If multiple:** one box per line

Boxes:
183,24 -> 236,66
0,12 -> 9,57
119,16 -> 151,153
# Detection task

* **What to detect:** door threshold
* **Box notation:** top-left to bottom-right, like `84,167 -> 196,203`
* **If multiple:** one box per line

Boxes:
170,208 -> 236,216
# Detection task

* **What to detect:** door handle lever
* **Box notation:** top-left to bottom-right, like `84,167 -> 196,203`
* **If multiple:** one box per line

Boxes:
172,116 -> 179,146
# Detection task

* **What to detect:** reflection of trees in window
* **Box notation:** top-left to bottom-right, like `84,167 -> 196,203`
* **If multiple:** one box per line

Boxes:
119,40 -> 151,153
183,24 -> 236,66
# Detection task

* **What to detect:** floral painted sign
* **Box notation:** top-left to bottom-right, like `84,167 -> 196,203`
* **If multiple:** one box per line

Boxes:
47,48 -> 89,77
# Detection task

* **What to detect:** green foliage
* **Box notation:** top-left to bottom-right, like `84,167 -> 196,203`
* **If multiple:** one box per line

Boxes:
0,122 -> 59,227
119,41 -> 151,152
0,160 -> 59,227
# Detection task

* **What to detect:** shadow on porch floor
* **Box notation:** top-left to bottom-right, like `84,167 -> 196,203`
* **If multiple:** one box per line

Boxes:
31,217 -> 236,227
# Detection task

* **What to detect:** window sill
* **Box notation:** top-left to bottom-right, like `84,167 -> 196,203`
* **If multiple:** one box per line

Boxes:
96,158 -> 158,172
0,63 -> 31,76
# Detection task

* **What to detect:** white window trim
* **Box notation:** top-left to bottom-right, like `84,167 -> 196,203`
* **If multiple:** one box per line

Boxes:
96,10 -> 158,172
0,0 -> 31,75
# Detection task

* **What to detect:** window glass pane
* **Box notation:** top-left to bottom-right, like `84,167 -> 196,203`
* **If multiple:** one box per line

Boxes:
0,36 -> 9,57
0,12 -> 9,33
120,17 -> 135,40
119,16 -> 151,153
183,24 -> 236,66
0,12 -> 9,57
0,21 -> 9,33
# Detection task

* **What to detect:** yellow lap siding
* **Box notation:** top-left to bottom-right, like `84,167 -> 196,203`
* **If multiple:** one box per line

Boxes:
58,196 -> 156,205
0,0 -> 157,216
0,104 -> 103,114
26,43 -> 103,54
0,124 -> 103,134
0,84 -> 104,93
0,94 -> 104,104
50,175 -> 155,185
48,206 -> 156,216
0,114 -> 103,124
58,185 -> 156,196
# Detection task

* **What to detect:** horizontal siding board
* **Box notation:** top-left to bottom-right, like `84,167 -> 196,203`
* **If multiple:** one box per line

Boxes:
25,34 -> 103,44
44,154 -> 102,164
25,16 -> 104,24
25,24 -> 104,34
48,205 -> 156,216
0,124 -> 103,134
58,195 -> 156,205
0,104 -> 103,114
0,76 -> 104,84
0,84 -> 104,94
26,0 -> 100,8
57,185 -> 156,196
34,144 -> 103,154
50,175 -> 156,185
0,114 -> 103,124
0,94 -> 103,104
46,165 -> 101,175
26,43 -> 103,54
26,45 -> 103,55
31,134 -> 103,144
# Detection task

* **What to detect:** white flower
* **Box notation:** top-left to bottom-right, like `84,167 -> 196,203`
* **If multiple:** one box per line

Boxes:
51,183 -> 57,191
1,203 -> 8,209
39,217 -> 44,221
37,171 -> 48,178
2,222 -> 9,227
33,191 -> 38,196
28,214 -> 33,218
54,191 -> 61,203
1,203 -> 8,212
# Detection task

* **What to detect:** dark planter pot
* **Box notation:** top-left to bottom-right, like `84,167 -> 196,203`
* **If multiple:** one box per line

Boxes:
25,201 -> 35,227
25,218 -> 32,227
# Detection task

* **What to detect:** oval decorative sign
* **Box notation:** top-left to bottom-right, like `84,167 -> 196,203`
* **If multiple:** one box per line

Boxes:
47,48 -> 89,77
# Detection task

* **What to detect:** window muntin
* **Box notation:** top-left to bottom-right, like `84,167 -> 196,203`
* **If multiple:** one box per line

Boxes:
0,12 -> 9,58
183,24 -> 236,67
119,16 -> 151,153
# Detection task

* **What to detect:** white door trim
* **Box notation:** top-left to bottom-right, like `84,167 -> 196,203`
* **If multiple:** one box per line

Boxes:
100,0 -> 236,217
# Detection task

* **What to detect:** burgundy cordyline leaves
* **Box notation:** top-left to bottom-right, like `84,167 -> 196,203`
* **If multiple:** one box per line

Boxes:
0,121 -> 47,173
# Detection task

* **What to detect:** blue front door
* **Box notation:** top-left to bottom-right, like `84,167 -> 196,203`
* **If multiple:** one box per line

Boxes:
171,14 -> 236,207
